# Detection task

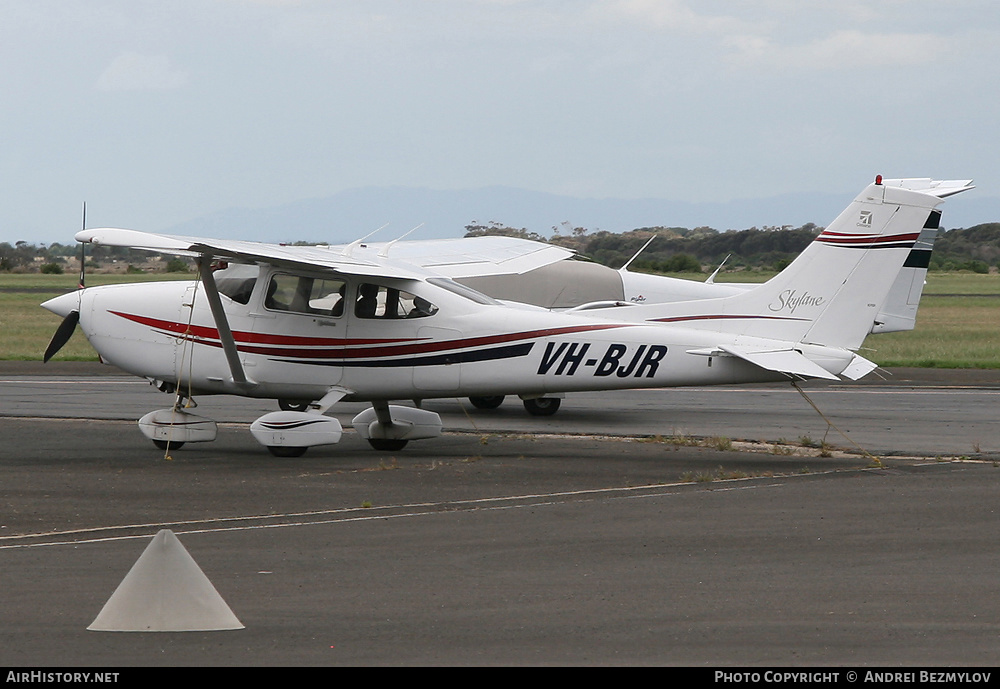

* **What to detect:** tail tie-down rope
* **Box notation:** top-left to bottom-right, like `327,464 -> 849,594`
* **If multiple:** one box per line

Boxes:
791,380 -> 883,468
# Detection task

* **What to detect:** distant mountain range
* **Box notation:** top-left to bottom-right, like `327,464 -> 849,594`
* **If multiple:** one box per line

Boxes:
161,185 -> 1000,244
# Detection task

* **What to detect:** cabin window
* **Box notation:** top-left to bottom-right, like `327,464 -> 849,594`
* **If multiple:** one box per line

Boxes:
214,263 -> 258,305
265,274 -> 346,316
355,283 -> 438,319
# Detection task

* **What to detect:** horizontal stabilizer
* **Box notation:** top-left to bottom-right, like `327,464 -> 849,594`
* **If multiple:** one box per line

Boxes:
716,345 -> 839,380
880,178 -> 975,198
838,353 -> 879,381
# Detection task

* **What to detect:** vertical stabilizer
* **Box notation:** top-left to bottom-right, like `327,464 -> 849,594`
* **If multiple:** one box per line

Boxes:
796,183 -> 943,349
630,180 -> 948,350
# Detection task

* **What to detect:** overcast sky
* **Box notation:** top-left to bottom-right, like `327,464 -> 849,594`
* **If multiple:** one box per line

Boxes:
3,0 -> 998,242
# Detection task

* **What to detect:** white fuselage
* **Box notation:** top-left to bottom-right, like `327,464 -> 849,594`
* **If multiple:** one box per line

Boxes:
55,269 -> 853,404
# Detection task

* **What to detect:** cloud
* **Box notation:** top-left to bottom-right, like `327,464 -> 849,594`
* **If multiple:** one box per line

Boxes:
594,0 -> 761,36
96,52 -> 188,91
725,29 -> 943,72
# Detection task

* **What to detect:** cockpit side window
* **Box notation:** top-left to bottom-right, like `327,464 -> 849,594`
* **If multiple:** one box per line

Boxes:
355,283 -> 438,319
214,263 -> 258,305
265,274 -> 346,317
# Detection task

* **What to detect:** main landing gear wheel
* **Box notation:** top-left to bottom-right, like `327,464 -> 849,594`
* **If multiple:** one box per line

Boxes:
152,439 -> 184,450
523,397 -> 560,416
368,438 -> 409,451
469,395 -> 505,409
278,399 -> 310,412
268,446 -> 308,458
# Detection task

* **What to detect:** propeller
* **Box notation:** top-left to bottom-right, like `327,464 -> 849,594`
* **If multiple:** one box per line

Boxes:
43,203 -> 87,363
43,310 -> 80,363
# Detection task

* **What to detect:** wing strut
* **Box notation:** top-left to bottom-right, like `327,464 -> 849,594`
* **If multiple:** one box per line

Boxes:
197,256 -> 253,388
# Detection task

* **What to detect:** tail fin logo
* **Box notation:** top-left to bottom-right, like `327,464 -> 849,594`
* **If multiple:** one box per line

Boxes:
769,289 -> 826,314
858,210 -> 873,227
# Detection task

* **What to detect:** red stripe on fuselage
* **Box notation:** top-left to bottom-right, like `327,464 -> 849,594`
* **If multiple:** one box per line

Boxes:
648,314 -> 809,324
238,324 -> 631,360
109,311 -> 632,360
109,311 -> 416,347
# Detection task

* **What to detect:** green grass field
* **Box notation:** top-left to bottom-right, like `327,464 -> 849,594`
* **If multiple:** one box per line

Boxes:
5,271 -> 999,367
866,273 -> 1000,368
859,296 -> 1000,368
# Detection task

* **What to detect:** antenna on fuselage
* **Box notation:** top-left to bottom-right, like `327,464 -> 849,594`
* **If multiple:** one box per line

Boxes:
619,236 -> 656,273
378,223 -> 424,258
342,223 -> 389,258
705,254 -> 731,284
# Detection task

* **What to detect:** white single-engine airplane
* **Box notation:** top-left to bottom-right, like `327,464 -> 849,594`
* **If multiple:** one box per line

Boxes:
42,176 -> 967,456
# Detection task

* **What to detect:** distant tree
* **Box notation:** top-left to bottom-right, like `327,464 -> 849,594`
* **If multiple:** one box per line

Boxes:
0,241 -> 37,271
666,254 -> 703,272
633,226 -> 691,238
936,224 -> 1000,268
550,221 -> 591,239
464,221 -> 545,242
634,253 -> 702,273
165,258 -> 190,273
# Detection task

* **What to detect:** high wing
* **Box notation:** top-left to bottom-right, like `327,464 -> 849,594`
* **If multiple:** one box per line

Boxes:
75,229 -> 573,279
352,235 -> 574,278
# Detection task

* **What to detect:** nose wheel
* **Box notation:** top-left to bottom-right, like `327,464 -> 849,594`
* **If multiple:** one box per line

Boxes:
152,439 -> 184,451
